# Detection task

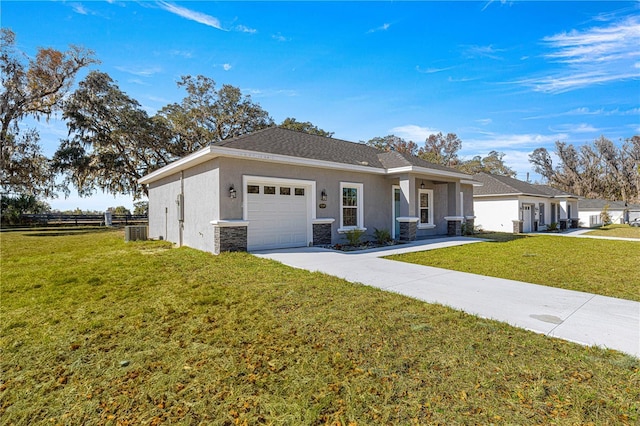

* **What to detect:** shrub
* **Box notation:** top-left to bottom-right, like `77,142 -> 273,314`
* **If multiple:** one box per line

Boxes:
373,228 -> 392,244
461,222 -> 476,236
600,204 -> 612,225
344,228 -> 365,246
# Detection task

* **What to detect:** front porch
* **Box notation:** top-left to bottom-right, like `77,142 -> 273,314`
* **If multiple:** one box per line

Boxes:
391,174 -> 476,241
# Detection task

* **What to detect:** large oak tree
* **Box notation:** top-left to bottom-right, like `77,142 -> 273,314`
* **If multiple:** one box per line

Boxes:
54,71 -> 174,198
0,28 -> 96,196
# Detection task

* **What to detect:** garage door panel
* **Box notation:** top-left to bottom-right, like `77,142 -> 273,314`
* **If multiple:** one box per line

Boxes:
247,183 -> 310,251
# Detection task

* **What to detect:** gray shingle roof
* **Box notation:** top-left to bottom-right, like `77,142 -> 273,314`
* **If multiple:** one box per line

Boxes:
214,127 -> 386,168
578,198 -> 630,210
473,172 -> 549,196
379,150 -> 466,173
213,127 -> 469,175
534,185 -> 575,197
474,173 -> 580,198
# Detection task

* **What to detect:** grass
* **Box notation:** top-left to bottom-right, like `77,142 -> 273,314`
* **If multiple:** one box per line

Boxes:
585,224 -> 640,239
387,233 -> 640,302
1,229 -> 639,425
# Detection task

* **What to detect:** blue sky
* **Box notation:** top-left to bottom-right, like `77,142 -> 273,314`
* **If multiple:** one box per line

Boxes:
3,1 -> 639,211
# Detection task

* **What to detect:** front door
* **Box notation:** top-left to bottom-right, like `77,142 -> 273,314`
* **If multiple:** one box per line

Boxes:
392,186 -> 401,239
522,204 -> 533,233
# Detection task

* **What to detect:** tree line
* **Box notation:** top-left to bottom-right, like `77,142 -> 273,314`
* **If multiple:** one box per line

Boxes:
530,137 -> 640,203
2,29 -> 638,210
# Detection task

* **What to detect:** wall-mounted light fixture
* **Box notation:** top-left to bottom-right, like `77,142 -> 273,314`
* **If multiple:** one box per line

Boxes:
229,185 -> 237,199
321,189 -> 327,201
420,181 -> 425,189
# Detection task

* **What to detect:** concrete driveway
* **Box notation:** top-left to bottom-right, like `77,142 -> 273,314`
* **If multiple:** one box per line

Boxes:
254,237 -> 640,358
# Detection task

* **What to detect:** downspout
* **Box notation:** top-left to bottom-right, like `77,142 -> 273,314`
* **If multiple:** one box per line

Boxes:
179,171 -> 184,247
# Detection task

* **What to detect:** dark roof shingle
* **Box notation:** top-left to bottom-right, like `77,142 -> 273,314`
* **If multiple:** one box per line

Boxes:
473,173 -> 579,198
214,127 -> 469,176
473,172 -> 548,196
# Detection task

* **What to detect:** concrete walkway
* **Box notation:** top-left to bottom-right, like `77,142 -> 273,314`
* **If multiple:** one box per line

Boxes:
254,237 -> 640,358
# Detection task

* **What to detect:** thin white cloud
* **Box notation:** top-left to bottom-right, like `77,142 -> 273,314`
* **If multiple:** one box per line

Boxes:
245,88 -> 298,97
127,78 -> 150,86
415,65 -> 456,74
157,1 -> 226,31
272,33 -> 289,42
168,49 -> 193,58
524,106 -> 640,120
476,118 -> 493,126
463,44 -> 505,60
548,123 -> 598,133
481,0 -> 512,13
147,95 -> 172,104
367,23 -> 391,34
115,66 -> 162,77
463,132 -> 568,151
70,3 -> 89,15
222,63 -> 232,71
522,15 -> 640,93
236,25 -> 257,34
389,125 -> 439,142
448,76 -> 479,83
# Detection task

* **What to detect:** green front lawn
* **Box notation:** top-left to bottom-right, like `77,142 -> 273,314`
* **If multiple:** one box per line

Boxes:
1,229 -> 638,424
585,224 -> 640,239
388,234 -> 640,301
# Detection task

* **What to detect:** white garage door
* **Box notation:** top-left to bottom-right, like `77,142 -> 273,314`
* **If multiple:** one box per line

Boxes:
246,182 -> 309,251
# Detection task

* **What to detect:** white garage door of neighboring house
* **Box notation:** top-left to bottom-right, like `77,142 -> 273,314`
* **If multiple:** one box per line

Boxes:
246,180 -> 310,251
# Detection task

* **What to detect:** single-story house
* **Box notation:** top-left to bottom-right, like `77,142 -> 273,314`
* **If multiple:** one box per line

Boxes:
578,198 -> 640,227
472,172 -> 579,233
139,127 -> 479,254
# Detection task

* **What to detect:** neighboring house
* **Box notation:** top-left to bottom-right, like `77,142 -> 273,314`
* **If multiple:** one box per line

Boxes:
139,127 -> 479,254
472,172 -> 579,233
578,198 -> 640,227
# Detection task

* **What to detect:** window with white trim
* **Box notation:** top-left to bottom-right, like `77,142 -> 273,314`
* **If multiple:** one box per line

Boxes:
340,182 -> 363,229
419,189 -> 434,226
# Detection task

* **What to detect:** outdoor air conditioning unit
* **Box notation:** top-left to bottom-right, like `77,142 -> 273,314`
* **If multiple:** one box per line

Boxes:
124,225 -> 148,242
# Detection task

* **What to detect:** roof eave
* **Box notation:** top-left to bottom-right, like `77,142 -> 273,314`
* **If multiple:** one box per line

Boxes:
138,146 -> 215,185
386,166 -> 473,180
140,146 -> 478,185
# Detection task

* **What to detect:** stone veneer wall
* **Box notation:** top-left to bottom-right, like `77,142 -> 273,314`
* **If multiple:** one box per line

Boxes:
313,223 -> 332,246
512,220 -> 523,234
214,226 -> 247,254
447,220 -> 462,236
399,221 -> 417,241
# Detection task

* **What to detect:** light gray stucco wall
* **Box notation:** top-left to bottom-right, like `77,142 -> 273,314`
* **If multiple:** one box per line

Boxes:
181,160 -> 220,253
146,159 -> 219,251
461,184 -> 474,217
218,158 -> 393,244
148,174 -> 182,243
147,155 -> 474,251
